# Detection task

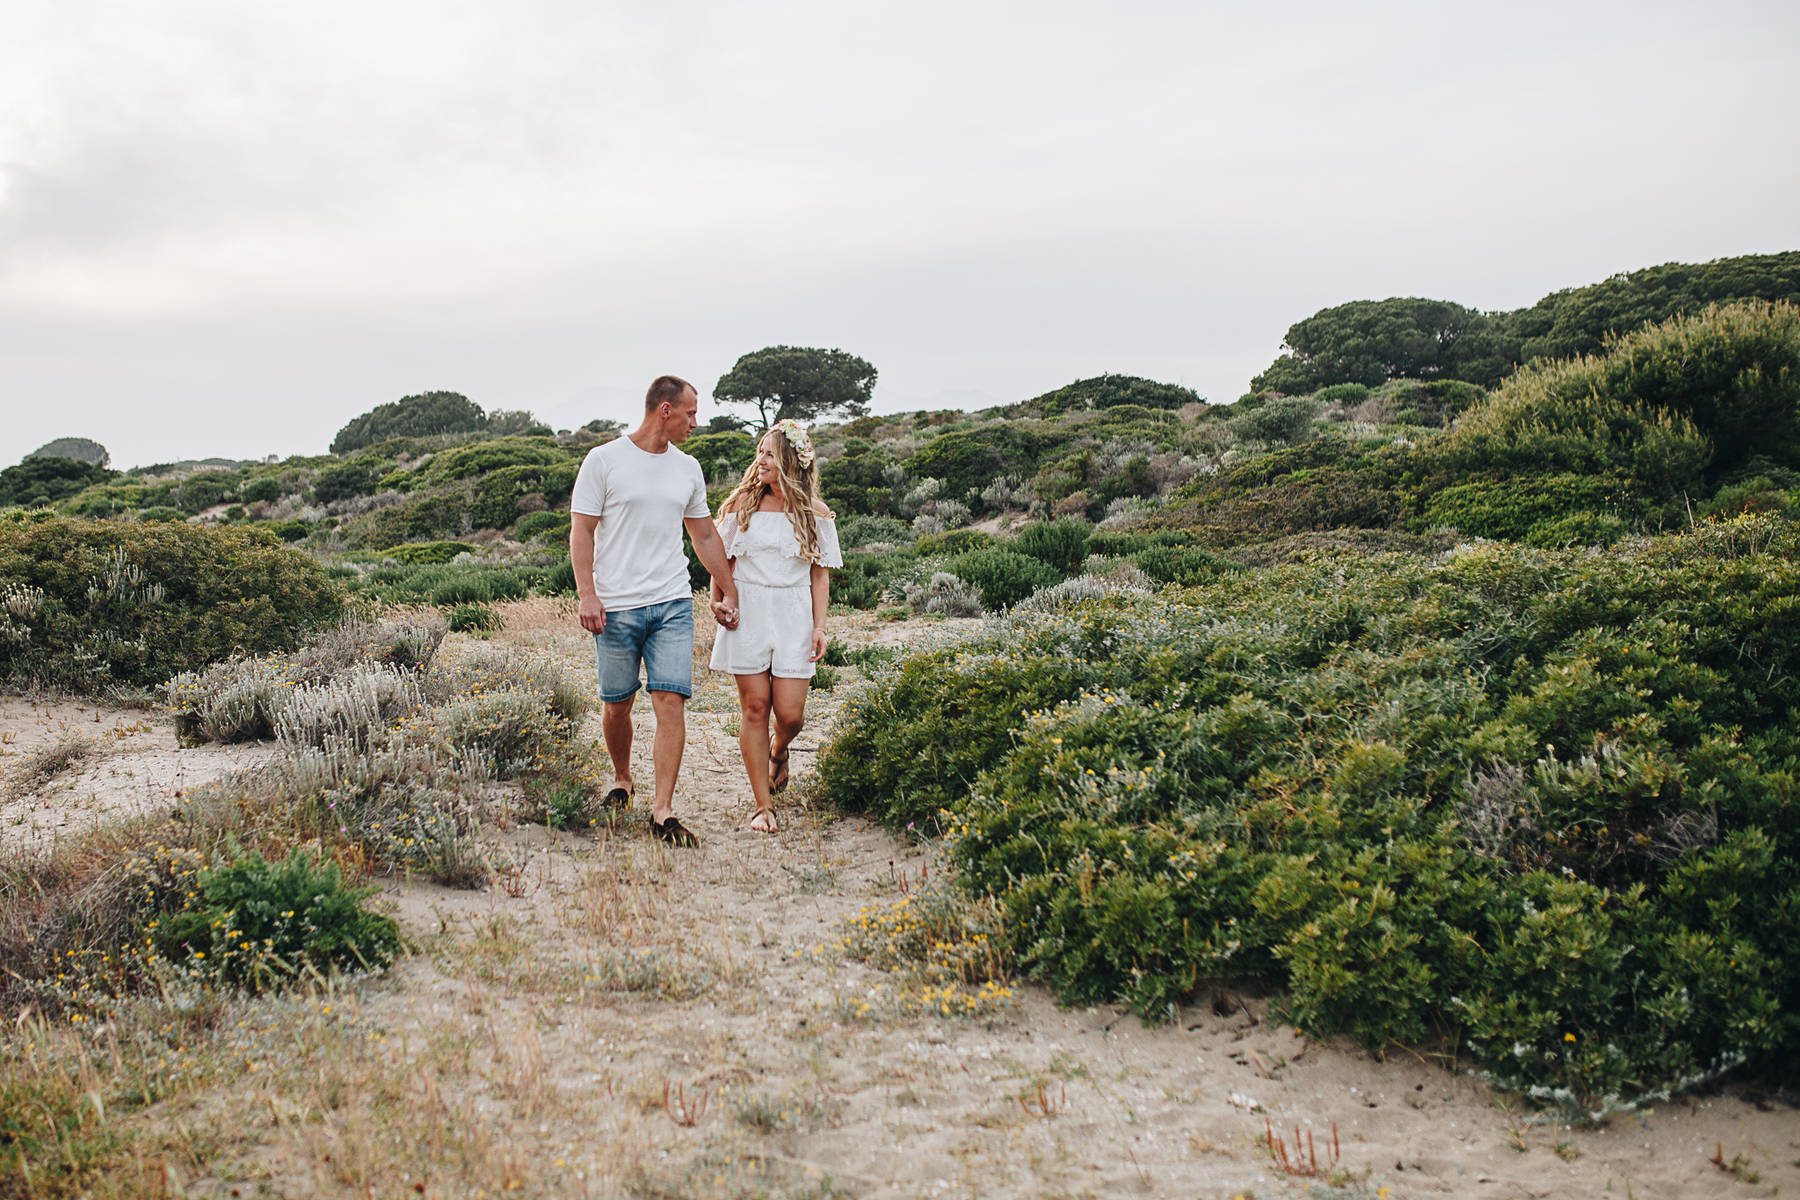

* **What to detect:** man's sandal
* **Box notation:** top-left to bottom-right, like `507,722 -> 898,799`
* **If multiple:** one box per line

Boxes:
769,747 -> 791,794
749,808 -> 779,834
651,815 -> 699,847
601,780 -> 634,808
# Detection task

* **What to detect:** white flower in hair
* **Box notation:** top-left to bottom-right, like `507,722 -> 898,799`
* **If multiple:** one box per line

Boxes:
772,419 -> 816,468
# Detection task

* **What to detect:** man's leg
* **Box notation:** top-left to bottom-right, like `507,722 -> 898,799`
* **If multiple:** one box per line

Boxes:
601,697 -> 636,787
648,689 -> 687,824
594,606 -> 649,801
641,598 -> 698,832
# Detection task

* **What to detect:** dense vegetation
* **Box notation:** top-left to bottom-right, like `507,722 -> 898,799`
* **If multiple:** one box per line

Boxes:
0,513 -> 343,692
819,518 -> 1800,1113
1251,250 -> 1800,395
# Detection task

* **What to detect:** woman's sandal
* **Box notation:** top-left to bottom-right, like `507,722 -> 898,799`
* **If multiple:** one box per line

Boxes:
601,780 -> 634,808
749,807 -> 779,834
769,747 -> 791,794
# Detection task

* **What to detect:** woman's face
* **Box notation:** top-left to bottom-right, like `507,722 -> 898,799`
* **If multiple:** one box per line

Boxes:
754,436 -> 780,486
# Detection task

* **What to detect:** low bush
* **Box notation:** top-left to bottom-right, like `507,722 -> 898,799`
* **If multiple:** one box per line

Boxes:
943,548 -> 1060,609
1433,301 -> 1800,493
514,510 -> 571,543
151,847 -> 402,990
1012,518 -> 1091,576
818,516 -> 1800,1113
915,528 -> 993,557
0,513 -> 343,693
836,514 -> 912,551
448,602 -> 502,633
380,540 -> 481,564
1418,474 -> 1653,542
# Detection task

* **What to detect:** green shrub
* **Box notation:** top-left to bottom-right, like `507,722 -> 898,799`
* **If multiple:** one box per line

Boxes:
836,514 -> 912,550
1133,543 -> 1237,585
903,426 -> 1044,498
1228,395 -> 1321,444
915,528 -> 992,556
1525,511 -> 1630,548
1012,518 -> 1091,576
1419,474 -> 1650,541
447,602 -> 502,633
380,540 -> 480,565
138,506 -> 186,522
943,548 -> 1060,609
1314,383 -> 1372,405
829,550 -> 915,610
0,514 -> 343,692
264,519 -> 311,541
515,510 -> 571,543
684,431 -> 757,482
313,456 -> 394,504
819,516 -> 1800,1110
1436,301 -> 1800,492
153,848 -> 402,990
1017,374 -> 1201,415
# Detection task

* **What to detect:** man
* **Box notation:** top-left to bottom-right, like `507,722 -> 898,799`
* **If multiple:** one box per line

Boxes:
569,375 -> 739,846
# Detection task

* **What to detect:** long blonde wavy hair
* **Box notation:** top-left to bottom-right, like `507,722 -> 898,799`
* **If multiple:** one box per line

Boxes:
718,425 -> 823,562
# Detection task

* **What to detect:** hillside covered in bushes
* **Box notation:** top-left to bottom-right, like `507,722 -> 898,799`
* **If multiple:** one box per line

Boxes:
4,255 -> 1798,1117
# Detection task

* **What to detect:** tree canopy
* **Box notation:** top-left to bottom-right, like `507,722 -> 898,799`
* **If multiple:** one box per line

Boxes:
330,392 -> 490,455
0,457 -> 118,508
714,346 -> 877,431
1250,298 -> 1514,395
1016,374 -> 1202,415
1505,250 -> 1800,364
27,437 -> 110,467
1249,251 -> 1800,395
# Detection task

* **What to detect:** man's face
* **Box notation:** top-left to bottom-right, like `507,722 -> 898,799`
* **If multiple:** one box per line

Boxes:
661,391 -> 700,443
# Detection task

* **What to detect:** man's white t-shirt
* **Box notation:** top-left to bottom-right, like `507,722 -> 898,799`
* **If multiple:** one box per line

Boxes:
569,436 -> 710,611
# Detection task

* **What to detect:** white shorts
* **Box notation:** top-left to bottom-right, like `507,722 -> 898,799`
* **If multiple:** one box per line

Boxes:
710,581 -> 817,678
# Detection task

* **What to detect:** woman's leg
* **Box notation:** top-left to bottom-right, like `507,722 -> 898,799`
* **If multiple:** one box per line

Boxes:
734,671 -> 775,818
768,675 -> 810,793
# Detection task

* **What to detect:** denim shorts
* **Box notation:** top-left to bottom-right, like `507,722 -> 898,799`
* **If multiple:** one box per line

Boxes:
594,598 -> 694,702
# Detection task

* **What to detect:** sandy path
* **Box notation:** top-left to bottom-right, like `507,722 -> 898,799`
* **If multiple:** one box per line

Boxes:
9,600 -> 1797,1197
0,696 -> 277,853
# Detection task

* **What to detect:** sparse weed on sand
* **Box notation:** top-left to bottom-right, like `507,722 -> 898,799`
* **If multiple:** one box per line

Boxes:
2,731 -> 93,798
826,878 -> 1015,1020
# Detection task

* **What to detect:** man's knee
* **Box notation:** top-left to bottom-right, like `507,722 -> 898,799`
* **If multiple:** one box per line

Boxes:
648,689 -> 688,716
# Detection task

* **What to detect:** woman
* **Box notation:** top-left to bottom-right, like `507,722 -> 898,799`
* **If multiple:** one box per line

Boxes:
709,419 -> 841,832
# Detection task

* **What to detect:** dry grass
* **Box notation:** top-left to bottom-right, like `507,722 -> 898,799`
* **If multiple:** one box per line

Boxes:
2,731 -> 94,800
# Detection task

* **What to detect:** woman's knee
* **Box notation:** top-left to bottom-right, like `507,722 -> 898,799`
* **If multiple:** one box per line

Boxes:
741,696 -> 772,723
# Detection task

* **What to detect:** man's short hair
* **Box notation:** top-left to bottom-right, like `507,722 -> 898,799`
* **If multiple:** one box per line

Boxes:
645,375 -> 696,412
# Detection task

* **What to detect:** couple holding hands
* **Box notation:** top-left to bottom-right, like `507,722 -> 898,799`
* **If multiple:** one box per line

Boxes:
568,374 -> 842,845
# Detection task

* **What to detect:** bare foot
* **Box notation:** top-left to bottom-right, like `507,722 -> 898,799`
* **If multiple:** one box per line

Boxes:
749,807 -> 779,834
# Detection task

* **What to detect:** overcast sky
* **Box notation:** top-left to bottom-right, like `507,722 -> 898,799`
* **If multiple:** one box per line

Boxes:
3,1 -> 1796,469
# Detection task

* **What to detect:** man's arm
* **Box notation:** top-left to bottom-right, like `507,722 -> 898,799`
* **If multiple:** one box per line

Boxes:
570,512 -> 605,633
685,517 -> 739,627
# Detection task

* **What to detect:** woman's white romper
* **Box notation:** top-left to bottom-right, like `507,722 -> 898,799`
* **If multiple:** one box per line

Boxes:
709,511 -> 843,679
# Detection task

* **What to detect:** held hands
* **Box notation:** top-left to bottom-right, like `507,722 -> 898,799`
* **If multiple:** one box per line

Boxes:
711,592 -> 741,631
809,627 -> 828,663
578,596 -> 607,634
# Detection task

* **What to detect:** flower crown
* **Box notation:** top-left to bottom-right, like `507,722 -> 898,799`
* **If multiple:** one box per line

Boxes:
771,418 -> 816,469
